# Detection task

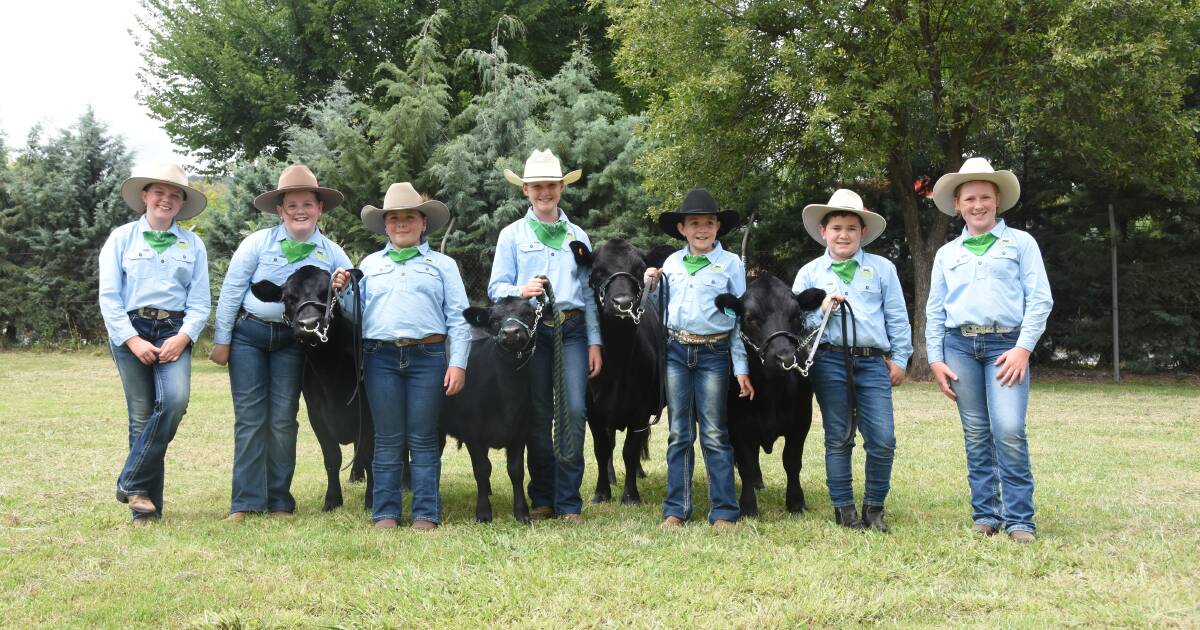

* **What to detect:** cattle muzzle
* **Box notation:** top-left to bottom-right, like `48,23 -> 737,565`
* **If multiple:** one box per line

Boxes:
493,299 -> 543,370
595,271 -> 646,324
284,281 -> 342,346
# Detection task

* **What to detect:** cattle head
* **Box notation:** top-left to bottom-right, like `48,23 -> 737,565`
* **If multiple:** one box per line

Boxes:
464,297 -> 540,360
715,276 -> 825,373
251,265 -> 361,345
582,239 -> 649,322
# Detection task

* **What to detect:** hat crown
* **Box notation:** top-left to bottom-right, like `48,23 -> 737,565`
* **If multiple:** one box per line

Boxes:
825,188 -> 865,211
957,157 -> 998,175
680,188 -> 719,213
522,149 -> 566,179
134,162 -> 190,189
276,164 -> 321,189
381,182 -> 424,209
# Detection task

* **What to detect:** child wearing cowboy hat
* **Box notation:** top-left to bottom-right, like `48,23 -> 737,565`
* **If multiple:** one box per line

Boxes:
487,149 -> 602,522
643,188 -> 751,529
329,183 -> 471,531
98,162 -> 210,525
792,189 -> 912,532
925,157 -> 1052,544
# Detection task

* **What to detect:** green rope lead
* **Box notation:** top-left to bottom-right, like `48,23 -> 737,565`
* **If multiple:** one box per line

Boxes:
536,275 -> 578,464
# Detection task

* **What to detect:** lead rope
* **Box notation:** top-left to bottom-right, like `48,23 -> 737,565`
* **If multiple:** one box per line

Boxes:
537,276 -> 577,465
837,300 -> 859,449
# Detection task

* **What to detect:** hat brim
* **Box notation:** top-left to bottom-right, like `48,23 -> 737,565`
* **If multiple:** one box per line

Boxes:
801,205 -> 887,248
253,186 -> 345,214
931,171 -> 1020,216
361,201 -> 451,236
120,177 -> 208,221
657,209 -> 741,241
504,169 -> 583,187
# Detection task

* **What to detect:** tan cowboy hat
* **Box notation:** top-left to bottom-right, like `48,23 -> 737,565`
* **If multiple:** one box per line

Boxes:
120,162 -> 207,221
503,149 -> 582,187
801,189 -> 887,248
253,164 -> 344,213
361,182 -> 451,235
931,157 -> 1020,216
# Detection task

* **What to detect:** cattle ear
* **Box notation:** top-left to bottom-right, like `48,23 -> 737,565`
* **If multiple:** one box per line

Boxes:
569,240 -> 593,267
794,288 -> 826,311
644,244 -> 675,269
714,293 -> 745,318
463,307 -> 490,328
250,280 -> 284,303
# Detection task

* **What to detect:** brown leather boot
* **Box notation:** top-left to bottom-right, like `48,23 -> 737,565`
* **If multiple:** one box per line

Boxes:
1009,530 -> 1036,543
529,506 -> 554,520
411,519 -> 438,531
660,516 -> 685,529
373,518 -> 399,529
127,495 -> 156,514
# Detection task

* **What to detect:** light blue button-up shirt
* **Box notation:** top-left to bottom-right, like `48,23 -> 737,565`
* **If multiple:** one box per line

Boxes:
98,216 -> 210,344
341,241 -> 472,369
652,242 -> 750,375
792,248 -> 913,369
487,208 -> 602,346
213,224 -> 352,345
925,219 -> 1053,364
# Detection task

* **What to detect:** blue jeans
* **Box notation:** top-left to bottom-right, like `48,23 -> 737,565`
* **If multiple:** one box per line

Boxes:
364,340 -> 447,523
110,315 -> 191,520
662,338 -> 740,523
527,315 -> 589,515
228,313 -> 305,513
811,350 -> 896,509
942,330 -> 1035,534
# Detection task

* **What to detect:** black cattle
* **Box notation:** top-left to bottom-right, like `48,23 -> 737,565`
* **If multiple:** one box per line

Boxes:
715,276 -> 825,516
440,297 -> 540,524
571,239 -> 672,504
250,265 -> 374,512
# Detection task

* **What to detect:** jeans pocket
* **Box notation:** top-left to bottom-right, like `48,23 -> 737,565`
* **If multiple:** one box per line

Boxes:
419,343 -> 446,357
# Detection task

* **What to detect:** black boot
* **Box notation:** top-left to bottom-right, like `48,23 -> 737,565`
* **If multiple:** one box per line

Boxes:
834,505 -> 865,529
862,503 -> 888,533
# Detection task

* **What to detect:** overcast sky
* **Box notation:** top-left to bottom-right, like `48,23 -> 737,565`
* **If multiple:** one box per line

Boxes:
0,1 -> 191,170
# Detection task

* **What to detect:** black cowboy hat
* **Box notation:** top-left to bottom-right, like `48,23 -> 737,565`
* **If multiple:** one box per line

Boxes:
657,188 -> 742,241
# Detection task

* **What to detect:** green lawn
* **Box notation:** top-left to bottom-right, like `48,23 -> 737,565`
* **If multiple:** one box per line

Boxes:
0,352 -> 1197,628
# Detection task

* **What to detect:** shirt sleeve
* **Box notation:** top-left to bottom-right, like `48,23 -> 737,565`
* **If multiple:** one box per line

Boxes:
441,258 -> 473,369
881,261 -> 912,369
487,225 -> 522,301
97,228 -> 138,345
924,248 -> 949,365
180,236 -> 211,342
730,256 -> 749,376
213,233 -> 259,345
1015,234 -> 1053,353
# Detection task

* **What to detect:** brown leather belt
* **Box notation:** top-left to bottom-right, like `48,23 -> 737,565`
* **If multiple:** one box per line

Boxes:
668,329 -> 731,345
129,307 -> 185,320
541,309 -> 582,327
818,343 -> 885,358
366,334 -> 446,347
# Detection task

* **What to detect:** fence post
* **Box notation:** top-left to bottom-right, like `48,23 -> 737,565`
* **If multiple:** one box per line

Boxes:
1109,202 -> 1120,383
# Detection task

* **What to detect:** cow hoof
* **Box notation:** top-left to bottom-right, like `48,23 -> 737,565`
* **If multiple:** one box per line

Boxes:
740,504 -> 759,518
476,514 -> 493,524
592,493 -> 613,504
323,499 -> 343,512
515,514 -> 532,525
348,471 -> 366,483
620,495 -> 641,506
786,503 -> 806,514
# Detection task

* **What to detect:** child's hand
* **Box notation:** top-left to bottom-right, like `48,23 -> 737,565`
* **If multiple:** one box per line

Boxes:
736,374 -> 755,400
643,267 -> 660,290
821,294 -> 845,314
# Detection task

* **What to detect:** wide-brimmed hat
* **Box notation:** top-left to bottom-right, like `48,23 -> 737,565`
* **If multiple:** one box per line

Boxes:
503,149 -> 582,187
361,182 -> 451,235
801,189 -> 887,248
120,162 -> 207,221
253,164 -> 344,214
657,188 -> 741,241
931,157 -> 1020,216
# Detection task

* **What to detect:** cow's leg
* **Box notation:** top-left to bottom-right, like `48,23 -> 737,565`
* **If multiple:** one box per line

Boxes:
589,416 -> 614,503
730,425 -> 759,517
619,429 -> 645,505
606,429 -> 619,482
306,401 -> 344,512
785,397 -> 814,514
466,441 -> 494,523
506,440 -> 531,524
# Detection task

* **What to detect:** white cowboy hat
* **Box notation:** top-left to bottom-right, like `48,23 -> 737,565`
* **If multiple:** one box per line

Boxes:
120,162 -> 207,221
361,182 -> 451,235
801,189 -> 887,248
931,157 -> 1020,216
253,164 -> 344,214
503,149 -> 582,187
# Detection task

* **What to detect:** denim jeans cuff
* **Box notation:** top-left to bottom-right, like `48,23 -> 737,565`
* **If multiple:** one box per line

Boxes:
663,510 -> 690,521
411,513 -> 441,524
372,513 -> 402,523
1005,525 -> 1035,534
975,518 -> 1003,529
708,510 -> 740,523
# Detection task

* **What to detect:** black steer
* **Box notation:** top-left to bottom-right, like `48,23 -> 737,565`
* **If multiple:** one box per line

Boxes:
572,239 -> 671,505
715,276 -> 824,516
440,297 -> 539,524
250,265 -> 374,512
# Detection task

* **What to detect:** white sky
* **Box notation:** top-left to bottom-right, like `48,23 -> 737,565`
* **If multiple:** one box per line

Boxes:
0,1 -> 191,170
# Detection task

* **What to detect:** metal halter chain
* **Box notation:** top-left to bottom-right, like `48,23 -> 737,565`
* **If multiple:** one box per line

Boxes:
794,305 -> 838,377
595,271 -> 645,324
495,298 -> 543,372
284,277 -> 342,345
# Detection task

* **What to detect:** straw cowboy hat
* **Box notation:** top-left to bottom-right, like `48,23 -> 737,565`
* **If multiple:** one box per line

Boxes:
657,188 -> 741,241
801,189 -> 887,248
361,182 -> 451,235
120,162 -> 207,221
503,149 -> 582,186
253,164 -> 344,213
931,157 -> 1020,216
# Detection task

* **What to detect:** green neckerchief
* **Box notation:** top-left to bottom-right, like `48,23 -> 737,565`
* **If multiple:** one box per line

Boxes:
528,217 -> 568,250
387,247 -> 421,265
280,239 -> 317,264
142,230 -> 178,254
830,258 -> 859,284
682,254 -> 711,276
962,232 -> 999,256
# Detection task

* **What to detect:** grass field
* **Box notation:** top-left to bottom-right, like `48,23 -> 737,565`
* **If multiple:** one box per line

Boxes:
0,352 -> 1197,628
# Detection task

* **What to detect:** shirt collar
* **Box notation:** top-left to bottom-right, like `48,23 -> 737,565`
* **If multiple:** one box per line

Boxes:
137,215 -> 181,236
275,224 -> 322,244
959,218 -> 1007,240
822,247 -> 864,268
684,240 -> 725,259
384,241 -> 430,255
524,207 -> 569,225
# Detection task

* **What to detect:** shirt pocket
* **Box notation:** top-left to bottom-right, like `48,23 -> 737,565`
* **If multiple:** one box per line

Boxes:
946,252 -> 975,283
517,241 -> 546,268
166,249 -> 196,285
253,253 -> 291,284
989,248 -> 1021,280
122,248 -> 157,279
409,264 -> 442,298
363,262 -> 396,300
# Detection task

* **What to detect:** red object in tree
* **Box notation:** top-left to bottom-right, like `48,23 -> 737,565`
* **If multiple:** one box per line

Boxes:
913,176 -> 933,197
